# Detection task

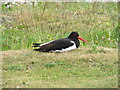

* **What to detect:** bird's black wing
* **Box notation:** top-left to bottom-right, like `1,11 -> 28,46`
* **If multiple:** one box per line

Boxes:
36,38 -> 74,52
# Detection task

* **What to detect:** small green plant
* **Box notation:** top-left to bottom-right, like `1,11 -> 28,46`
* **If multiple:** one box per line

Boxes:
91,44 -> 97,51
4,65 -> 25,70
45,62 -> 65,67
88,44 -> 106,53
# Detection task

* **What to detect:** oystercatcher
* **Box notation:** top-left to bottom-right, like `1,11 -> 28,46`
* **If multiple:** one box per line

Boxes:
32,32 -> 89,52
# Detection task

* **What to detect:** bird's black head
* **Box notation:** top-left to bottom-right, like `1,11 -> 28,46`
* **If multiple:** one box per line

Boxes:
68,31 -> 89,43
68,32 -> 79,39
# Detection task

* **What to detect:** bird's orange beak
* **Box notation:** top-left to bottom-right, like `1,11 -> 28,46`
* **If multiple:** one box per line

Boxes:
78,36 -> 89,43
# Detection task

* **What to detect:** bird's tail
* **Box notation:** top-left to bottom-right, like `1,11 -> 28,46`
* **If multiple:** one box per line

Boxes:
32,43 -> 42,47
32,43 -> 42,51
33,49 -> 41,51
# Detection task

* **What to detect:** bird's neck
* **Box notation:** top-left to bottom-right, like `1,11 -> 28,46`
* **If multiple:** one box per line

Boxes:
69,37 -> 80,48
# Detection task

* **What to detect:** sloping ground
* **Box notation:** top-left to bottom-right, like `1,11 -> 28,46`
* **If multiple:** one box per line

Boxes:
2,47 -> 118,88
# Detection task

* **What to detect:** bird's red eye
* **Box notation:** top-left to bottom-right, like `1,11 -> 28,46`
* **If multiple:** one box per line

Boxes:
74,34 -> 77,36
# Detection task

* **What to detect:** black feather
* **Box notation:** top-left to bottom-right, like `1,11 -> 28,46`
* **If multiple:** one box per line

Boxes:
33,43 -> 42,45
32,43 -> 42,47
33,49 -> 40,51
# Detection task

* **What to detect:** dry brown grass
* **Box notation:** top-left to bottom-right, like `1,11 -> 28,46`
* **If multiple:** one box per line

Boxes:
2,47 -> 118,88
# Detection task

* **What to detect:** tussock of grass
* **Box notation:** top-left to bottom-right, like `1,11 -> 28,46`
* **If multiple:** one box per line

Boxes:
2,47 -> 118,88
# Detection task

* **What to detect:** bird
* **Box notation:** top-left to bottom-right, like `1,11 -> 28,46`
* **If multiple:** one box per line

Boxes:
32,32 -> 89,52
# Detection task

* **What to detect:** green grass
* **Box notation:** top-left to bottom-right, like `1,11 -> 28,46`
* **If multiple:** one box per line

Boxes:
1,2 -> 118,88
1,2 -> 118,50
2,47 -> 118,88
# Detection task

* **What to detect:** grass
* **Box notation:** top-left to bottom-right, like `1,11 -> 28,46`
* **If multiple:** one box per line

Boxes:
1,2 -> 119,50
2,47 -> 118,88
1,2 -> 119,88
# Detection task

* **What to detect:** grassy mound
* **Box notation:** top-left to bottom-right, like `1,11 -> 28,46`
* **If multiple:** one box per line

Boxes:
2,47 -> 118,88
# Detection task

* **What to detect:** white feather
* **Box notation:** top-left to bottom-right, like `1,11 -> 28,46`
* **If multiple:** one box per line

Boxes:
39,40 -> 54,47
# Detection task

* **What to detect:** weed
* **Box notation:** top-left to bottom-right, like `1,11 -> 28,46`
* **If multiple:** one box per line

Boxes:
4,65 -> 25,70
88,45 -> 106,53
45,62 -> 65,67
